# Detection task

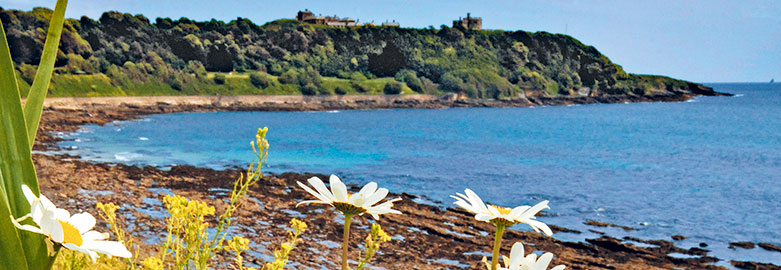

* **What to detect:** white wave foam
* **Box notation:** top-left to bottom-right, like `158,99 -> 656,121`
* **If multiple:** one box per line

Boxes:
114,152 -> 142,161
138,137 -> 149,141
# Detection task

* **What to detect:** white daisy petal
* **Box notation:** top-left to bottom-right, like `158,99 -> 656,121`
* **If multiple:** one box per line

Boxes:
329,175 -> 349,202
10,215 -> 44,234
295,176 -> 400,218
535,253 -> 554,269
464,189 -> 490,214
475,213 -> 494,222
508,205 -> 531,220
38,193 -> 56,211
296,200 -> 333,207
362,188 -> 389,207
517,200 -> 549,220
30,201 -> 45,224
297,181 -> 332,204
11,185 -> 132,263
82,231 -> 108,242
64,243 -> 100,262
70,212 -> 97,234
348,193 -> 365,206
81,240 -> 133,258
450,189 -> 553,238
358,182 -> 378,198
40,214 -> 64,243
453,199 -> 479,214
509,242 -> 525,266
307,177 -> 336,202
524,219 -> 553,236
21,185 -> 37,206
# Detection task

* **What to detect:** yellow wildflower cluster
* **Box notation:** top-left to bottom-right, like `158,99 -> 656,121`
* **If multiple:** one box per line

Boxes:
226,237 -> 252,270
356,223 -> 392,270
261,218 -> 307,270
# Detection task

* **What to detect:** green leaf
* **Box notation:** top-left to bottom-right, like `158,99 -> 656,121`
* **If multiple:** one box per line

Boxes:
0,13 -> 57,270
0,18 -> 34,270
0,173 -> 27,270
23,0 -> 69,150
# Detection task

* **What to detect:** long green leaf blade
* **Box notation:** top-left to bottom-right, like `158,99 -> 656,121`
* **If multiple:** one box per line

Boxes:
23,0 -> 69,150
0,18 -> 34,270
0,173 -> 27,270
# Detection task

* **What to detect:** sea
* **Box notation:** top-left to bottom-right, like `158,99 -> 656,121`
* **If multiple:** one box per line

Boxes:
56,83 -> 781,267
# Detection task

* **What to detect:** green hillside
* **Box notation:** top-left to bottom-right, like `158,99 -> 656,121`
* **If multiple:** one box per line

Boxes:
0,7 -> 716,98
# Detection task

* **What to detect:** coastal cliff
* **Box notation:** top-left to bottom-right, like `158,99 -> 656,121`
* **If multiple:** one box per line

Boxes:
1,7 -> 726,100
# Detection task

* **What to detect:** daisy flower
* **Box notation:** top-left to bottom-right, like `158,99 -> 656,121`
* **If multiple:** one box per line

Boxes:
452,189 -> 553,270
451,188 -> 552,235
296,175 -> 401,219
517,251 -> 566,270
483,242 -> 566,270
10,185 -> 132,262
296,175 -> 401,270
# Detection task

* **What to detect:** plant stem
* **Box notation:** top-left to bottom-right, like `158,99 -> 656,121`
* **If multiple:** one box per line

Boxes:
491,223 -> 506,270
342,214 -> 353,270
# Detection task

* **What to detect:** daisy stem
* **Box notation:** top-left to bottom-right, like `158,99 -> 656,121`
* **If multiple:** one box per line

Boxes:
342,214 -> 353,270
491,223 -> 506,270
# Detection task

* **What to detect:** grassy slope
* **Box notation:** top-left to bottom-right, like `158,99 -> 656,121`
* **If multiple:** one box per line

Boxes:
17,72 -> 418,97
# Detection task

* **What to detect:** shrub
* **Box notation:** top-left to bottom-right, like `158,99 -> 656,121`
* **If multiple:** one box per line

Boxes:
213,73 -> 226,84
301,83 -> 317,95
278,69 -> 298,85
335,86 -> 347,95
383,81 -> 403,95
350,82 -> 368,93
395,70 -> 423,93
249,72 -> 272,88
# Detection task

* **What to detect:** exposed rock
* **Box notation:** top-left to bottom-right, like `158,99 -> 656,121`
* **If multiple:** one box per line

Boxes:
731,260 -> 781,270
584,220 -> 636,231
550,224 -> 581,234
730,242 -> 756,249
672,235 -> 687,241
759,243 -> 781,253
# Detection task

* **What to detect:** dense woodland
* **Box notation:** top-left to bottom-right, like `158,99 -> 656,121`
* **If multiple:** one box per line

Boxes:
0,7 -> 707,98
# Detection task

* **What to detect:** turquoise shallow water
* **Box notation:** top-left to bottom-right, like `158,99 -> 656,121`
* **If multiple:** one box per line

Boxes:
58,83 -> 781,265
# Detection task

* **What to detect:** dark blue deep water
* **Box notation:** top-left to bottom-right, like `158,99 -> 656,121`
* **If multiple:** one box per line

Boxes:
58,83 -> 781,266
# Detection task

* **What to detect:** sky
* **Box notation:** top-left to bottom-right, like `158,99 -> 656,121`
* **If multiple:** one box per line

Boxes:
1,0 -> 779,83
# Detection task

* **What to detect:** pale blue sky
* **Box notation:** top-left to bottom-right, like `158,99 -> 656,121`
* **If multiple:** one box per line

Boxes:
1,0 -> 779,83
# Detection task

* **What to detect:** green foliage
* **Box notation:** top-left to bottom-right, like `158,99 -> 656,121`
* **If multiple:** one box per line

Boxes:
545,81 -> 559,96
356,224 -> 391,270
0,1 -> 67,269
249,71 -> 272,88
142,127 -> 269,270
383,81 -> 403,95
395,69 -> 424,93
213,73 -> 226,84
441,69 -> 518,98
261,219 -> 307,270
300,83 -> 317,95
0,6 -> 703,98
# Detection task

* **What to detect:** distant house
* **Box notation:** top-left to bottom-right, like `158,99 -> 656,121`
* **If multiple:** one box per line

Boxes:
296,9 -> 360,27
453,13 -> 482,30
381,20 -> 400,27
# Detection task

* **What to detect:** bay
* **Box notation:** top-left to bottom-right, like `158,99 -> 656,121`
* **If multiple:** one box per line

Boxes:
58,83 -> 781,265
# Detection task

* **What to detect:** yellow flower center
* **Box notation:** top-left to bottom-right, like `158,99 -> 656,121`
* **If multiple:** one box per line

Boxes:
490,205 -> 512,215
58,221 -> 83,246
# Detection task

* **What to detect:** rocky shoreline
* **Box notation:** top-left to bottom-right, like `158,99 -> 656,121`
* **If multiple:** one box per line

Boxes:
31,93 -> 780,270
